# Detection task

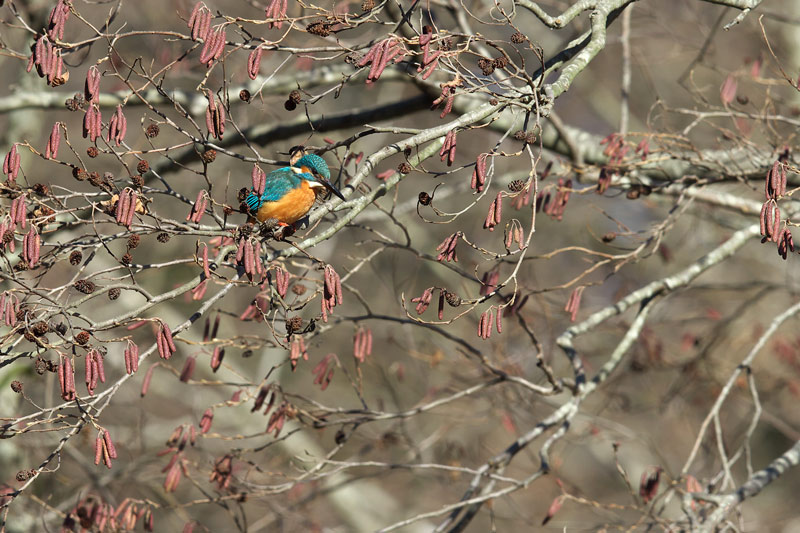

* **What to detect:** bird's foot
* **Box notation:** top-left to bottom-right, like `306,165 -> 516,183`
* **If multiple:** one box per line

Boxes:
273,222 -> 296,241
276,226 -> 296,241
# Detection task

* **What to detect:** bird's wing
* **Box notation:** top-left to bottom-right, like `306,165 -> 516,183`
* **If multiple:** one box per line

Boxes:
245,167 -> 299,211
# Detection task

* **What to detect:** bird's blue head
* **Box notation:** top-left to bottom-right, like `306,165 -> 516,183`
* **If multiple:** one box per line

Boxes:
294,154 -> 330,181
291,153 -> 344,201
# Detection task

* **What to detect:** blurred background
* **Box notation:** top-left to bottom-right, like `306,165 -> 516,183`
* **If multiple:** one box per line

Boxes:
1,0 -> 800,531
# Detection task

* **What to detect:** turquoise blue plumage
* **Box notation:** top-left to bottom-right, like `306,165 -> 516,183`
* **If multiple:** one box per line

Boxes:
245,154 -> 334,212
244,154 -> 344,225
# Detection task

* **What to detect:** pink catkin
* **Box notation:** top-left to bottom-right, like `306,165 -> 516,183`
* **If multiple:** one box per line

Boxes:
12,195 -> 27,228
103,430 -> 117,459
164,328 -> 176,354
60,356 -> 76,400
205,96 -> 215,133
720,74 -> 737,104
92,105 -> 102,140
353,331 -> 363,361
216,105 -> 226,138
252,164 -> 266,194
253,241 -> 263,277
46,122 -> 61,159
188,4 -> 211,40
47,0 -> 70,41
248,47 -> 263,80
199,409 -> 213,433
565,286 -> 585,322
45,47 -> 59,84
188,191 -> 208,223
25,50 -> 34,73
64,357 -> 75,397
419,33 -> 431,63
205,91 -> 225,140
156,327 -> 167,359
188,2 -> 202,30
480,269 -> 499,296
484,193 -> 502,231
774,207 -> 782,243
211,346 -> 224,371
125,190 -> 137,227
115,189 -> 129,224
85,66 -> 100,101
162,323 -> 177,353
323,265 -> 342,310
108,105 -> 127,145
40,41 -> 53,81
199,11 -> 212,41
34,37 -> 45,69
3,144 -> 21,183
471,153 -> 488,191
191,280 -> 208,300
441,93 -> 454,119
125,342 -> 139,374
94,434 -> 103,465
335,273 -> 343,305
11,194 -> 28,229
244,239 -> 255,276
412,287 -> 433,314
275,267 -> 289,297
201,243 -> 211,279
213,28 -> 226,60
438,131 -> 457,165
353,328 -> 373,362
421,57 -> 439,79
360,39 -> 404,83
23,226 -> 40,267
365,41 -> 387,81
435,232 -> 460,262
235,236 -> 246,263
83,105 -> 102,142
265,0 -> 288,29
141,363 -> 157,396
477,312 -> 486,339
85,351 -> 95,394
199,29 -> 216,64
180,357 -> 196,382
200,27 -> 226,67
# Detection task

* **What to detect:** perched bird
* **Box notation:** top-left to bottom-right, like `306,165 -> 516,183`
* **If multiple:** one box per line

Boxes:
245,154 -> 345,226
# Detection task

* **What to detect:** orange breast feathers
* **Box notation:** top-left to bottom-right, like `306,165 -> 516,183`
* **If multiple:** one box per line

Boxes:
255,180 -> 318,224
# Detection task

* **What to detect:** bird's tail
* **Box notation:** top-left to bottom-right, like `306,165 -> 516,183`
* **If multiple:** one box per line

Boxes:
245,191 -> 261,212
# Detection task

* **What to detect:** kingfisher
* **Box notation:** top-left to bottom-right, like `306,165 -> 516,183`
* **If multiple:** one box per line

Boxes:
244,154 -> 345,226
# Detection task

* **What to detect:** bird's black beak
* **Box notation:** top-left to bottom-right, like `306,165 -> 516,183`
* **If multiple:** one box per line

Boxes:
320,178 -> 345,201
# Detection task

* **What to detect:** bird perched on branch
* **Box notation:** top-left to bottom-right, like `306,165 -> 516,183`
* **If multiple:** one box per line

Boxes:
244,154 -> 345,226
